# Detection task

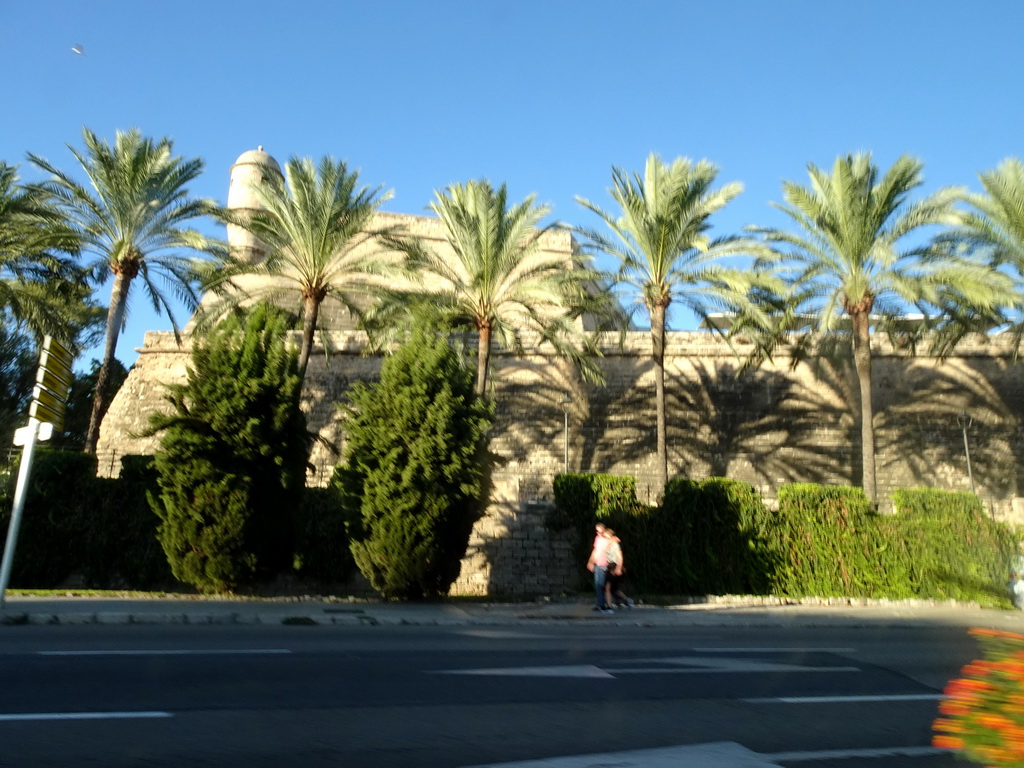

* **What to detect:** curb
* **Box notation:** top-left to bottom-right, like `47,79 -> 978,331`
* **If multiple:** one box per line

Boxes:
0,612 -> 375,627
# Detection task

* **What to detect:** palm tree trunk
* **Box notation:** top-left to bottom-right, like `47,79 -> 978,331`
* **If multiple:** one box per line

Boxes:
651,303 -> 668,497
851,310 -> 877,503
297,296 -> 321,382
475,324 -> 492,399
84,272 -> 131,454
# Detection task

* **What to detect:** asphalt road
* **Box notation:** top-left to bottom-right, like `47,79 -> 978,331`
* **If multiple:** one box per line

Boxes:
0,622 -> 977,767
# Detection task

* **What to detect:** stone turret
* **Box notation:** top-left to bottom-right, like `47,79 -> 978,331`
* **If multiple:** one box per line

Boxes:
226,146 -> 282,264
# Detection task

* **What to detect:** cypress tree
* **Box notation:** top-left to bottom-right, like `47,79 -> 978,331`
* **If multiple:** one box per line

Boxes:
146,304 -> 309,593
335,325 -> 492,599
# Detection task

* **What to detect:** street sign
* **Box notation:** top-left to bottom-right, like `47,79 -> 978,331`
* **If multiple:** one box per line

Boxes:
38,336 -> 74,392
31,384 -> 66,412
29,336 -> 75,432
28,399 -> 65,431
36,361 -> 73,394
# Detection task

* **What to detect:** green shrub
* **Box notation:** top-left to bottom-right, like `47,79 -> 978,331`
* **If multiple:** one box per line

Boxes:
336,325 -> 493,600
293,486 -> 354,586
890,488 -> 1017,607
146,305 -> 310,594
547,473 -> 638,530
87,456 -> 174,589
664,477 -> 775,595
0,451 -> 177,590
549,473 -> 642,588
768,483 -> 891,598
0,449 -> 97,586
549,474 -> 772,595
765,484 -> 1017,606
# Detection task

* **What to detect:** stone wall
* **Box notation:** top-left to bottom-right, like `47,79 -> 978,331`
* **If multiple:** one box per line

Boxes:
97,329 -> 1024,596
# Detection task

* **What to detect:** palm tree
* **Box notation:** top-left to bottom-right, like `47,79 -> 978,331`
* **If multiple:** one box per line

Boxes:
750,153 -> 1008,502
0,162 -> 85,342
386,179 -> 606,399
209,155 -> 395,381
934,158 -> 1024,348
575,153 -> 761,495
29,129 -> 218,454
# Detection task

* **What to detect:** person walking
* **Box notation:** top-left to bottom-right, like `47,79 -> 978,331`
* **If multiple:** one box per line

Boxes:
586,523 -> 614,613
603,528 -> 634,609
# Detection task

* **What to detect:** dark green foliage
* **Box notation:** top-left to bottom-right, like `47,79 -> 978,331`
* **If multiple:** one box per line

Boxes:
146,305 -> 310,594
547,473 -> 638,530
293,486 -> 355,586
0,322 -> 35,450
551,474 -> 1016,606
889,488 -> 1017,606
549,474 -> 771,594
0,450 -> 97,586
0,452 -> 175,589
767,484 -> 889,598
548,473 -> 643,587
660,477 -> 775,595
765,484 -> 1017,607
91,456 -> 175,589
335,326 -> 493,600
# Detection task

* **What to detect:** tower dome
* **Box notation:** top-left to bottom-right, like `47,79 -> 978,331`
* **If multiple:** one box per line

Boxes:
226,146 -> 283,263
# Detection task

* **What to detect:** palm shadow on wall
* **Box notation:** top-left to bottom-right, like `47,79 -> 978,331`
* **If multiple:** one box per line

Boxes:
666,358 -> 859,490
490,352 -> 655,496
875,356 -> 1022,502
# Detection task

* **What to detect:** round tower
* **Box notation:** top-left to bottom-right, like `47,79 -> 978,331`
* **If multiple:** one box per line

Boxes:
226,146 -> 283,263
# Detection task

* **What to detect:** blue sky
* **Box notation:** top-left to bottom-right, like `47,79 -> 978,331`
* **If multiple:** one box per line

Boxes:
3,0 -> 1024,370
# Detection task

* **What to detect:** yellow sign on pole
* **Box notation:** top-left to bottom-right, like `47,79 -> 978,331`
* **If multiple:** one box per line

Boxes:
28,399 -> 65,431
28,336 -> 75,433
38,336 -> 74,391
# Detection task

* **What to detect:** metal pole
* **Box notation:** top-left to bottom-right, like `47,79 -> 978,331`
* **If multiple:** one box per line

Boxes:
958,412 -> 975,495
563,409 -> 568,474
962,422 -> 975,495
0,418 -> 40,609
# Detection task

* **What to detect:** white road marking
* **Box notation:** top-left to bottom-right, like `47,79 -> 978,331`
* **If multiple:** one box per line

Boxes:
692,648 -> 854,653
464,740 -> 779,767
0,711 -> 172,722
464,741 -> 950,767
607,666 -> 859,674
607,656 -> 859,674
435,655 -> 862,678
765,745 -> 948,761
37,649 -> 292,656
746,693 -> 943,704
431,665 -> 615,678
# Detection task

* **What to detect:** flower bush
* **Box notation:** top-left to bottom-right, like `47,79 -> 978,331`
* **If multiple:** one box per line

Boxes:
934,628 -> 1024,765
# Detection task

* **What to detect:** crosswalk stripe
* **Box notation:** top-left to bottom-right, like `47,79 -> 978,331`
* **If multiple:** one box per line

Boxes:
745,693 -> 943,704
37,649 -> 291,656
463,740 -> 780,767
765,745 -> 947,761
0,711 -> 172,722
463,741 -> 948,767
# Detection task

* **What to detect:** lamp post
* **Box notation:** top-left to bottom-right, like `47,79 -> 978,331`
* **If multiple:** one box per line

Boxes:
957,411 -> 976,494
561,393 -> 571,474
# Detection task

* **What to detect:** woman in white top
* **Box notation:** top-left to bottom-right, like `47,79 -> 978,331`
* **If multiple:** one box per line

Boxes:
602,528 -> 634,609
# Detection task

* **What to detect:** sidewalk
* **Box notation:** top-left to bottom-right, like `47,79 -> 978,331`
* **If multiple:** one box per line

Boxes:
2,595 -> 1023,630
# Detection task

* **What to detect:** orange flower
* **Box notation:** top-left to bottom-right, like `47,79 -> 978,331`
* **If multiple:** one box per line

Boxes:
933,717 -> 966,734
933,734 -> 965,750
971,628 -> 1024,642
978,713 -> 1015,731
939,700 -> 971,716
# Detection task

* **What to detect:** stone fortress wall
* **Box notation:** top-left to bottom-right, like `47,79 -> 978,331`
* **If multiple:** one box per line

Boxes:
97,327 -> 1024,596
93,149 -> 1024,597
